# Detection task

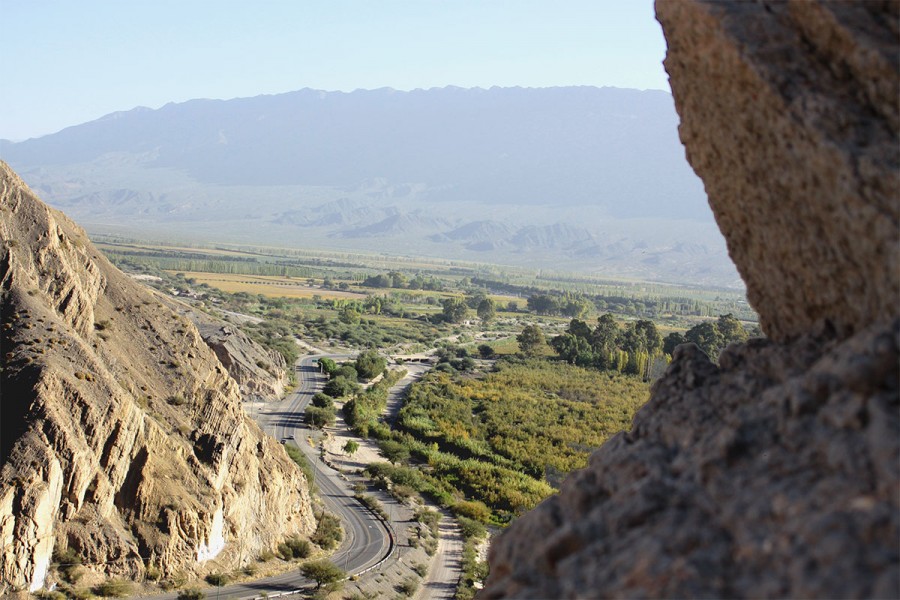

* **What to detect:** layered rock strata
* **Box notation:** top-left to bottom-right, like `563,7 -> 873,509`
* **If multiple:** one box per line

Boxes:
0,161 -> 315,593
185,309 -> 289,402
480,1 -> 899,597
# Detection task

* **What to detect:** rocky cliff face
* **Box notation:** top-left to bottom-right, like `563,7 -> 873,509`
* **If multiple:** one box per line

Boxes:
0,161 -> 315,593
186,312 -> 289,402
480,1 -> 899,598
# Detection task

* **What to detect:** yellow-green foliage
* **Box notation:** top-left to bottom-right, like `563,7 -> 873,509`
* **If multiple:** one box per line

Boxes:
397,359 -> 648,517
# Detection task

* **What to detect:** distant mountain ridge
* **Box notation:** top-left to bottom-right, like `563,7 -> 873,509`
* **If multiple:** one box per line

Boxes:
0,86 -> 742,287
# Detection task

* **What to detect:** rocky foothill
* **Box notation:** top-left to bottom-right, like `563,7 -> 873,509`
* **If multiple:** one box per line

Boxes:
0,161 -> 315,594
480,1 -> 899,598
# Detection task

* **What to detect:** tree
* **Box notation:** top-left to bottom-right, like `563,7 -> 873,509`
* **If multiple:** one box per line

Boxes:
343,440 -> 359,456
332,365 -> 358,381
561,298 -> 592,319
354,350 -> 387,381
317,357 -> 337,375
591,314 -> 621,368
323,376 -> 359,398
527,294 -> 559,315
312,392 -> 334,409
567,319 -> 592,340
305,406 -> 336,429
388,270 -> 408,288
717,313 -> 748,345
550,333 -> 592,365
477,344 -> 495,359
379,439 -> 411,464
300,560 -> 345,589
662,332 -> 685,356
338,306 -> 361,325
440,297 -> 469,323
476,298 -> 496,323
621,320 -> 662,355
517,325 -> 547,357
684,321 -> 724,359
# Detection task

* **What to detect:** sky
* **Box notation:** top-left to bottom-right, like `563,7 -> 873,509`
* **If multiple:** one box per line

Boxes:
0,0 -> 669,141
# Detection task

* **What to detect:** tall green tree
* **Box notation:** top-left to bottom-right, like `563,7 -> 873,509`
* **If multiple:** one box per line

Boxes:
591,314 -> 621,368
517,325 -> 547,357
684,321 -> 724,359
662,332 -> 685,356
550,333 -> 592,365
476,298 -> 496,323
441,297 -> 469,323
717,313 -> 749,345
354,350 -> 387,381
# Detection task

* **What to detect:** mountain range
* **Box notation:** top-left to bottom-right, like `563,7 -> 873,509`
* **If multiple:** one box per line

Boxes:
0,86 -> 741,287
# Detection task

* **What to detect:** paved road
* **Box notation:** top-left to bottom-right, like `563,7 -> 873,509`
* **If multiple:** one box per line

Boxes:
146,354 -> 393,600
257,354 -> 394,575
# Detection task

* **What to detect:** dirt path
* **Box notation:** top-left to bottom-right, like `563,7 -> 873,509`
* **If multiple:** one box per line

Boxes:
417,511 -> 464,600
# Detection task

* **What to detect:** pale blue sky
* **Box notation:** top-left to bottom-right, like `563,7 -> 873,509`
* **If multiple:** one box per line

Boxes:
0,1 -> 668,141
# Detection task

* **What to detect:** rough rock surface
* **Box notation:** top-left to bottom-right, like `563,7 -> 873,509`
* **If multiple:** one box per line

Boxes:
185,309 -> 289,402
0,161 -> 315,593
659,0 -> 898,342
480,1 -> 899,598
481,322 -> 899,598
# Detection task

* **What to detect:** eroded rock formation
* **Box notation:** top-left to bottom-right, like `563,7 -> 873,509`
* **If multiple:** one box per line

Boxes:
480,1 -> 899,598
0,161 -> 315,593
185,309 -> 289,402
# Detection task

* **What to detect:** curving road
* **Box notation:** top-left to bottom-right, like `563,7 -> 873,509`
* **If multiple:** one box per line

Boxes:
146,354 -> 394,600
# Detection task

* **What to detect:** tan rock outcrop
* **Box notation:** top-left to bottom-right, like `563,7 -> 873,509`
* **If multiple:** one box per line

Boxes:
658,0 -> 898,342
0,161 -> 315,593
185,310 -> 289,402
480,1 -> 899,598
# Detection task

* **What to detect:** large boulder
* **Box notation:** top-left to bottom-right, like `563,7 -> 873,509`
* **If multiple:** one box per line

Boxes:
659,0 -> 898,342
479,1 -> 899,598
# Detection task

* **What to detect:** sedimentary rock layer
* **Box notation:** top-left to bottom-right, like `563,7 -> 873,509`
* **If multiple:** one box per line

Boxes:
0,161 -> 314,593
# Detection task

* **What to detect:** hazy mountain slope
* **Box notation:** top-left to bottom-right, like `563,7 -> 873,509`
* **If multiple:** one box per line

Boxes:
0,86 -> 741,287
0,162 -> 314,593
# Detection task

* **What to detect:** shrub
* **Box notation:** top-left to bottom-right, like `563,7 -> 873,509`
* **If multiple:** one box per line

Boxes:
332,365 -> 358,381
176,589 -> 205,600
205,572 -> 229,586
93,578 -> 132,597
278,536 -> 312,560
311,513 -> 343,550
453,500 -> 492,523
354,350 -> 387,381
53,546 -> 82,584
396,576 -> 419,596
457,515 -> 487,540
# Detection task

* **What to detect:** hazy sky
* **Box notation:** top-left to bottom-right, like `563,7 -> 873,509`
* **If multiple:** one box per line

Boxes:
0,0 -> 668,141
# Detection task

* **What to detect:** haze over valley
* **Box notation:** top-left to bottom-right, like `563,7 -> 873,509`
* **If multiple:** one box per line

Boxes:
1,85 -> 739,288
